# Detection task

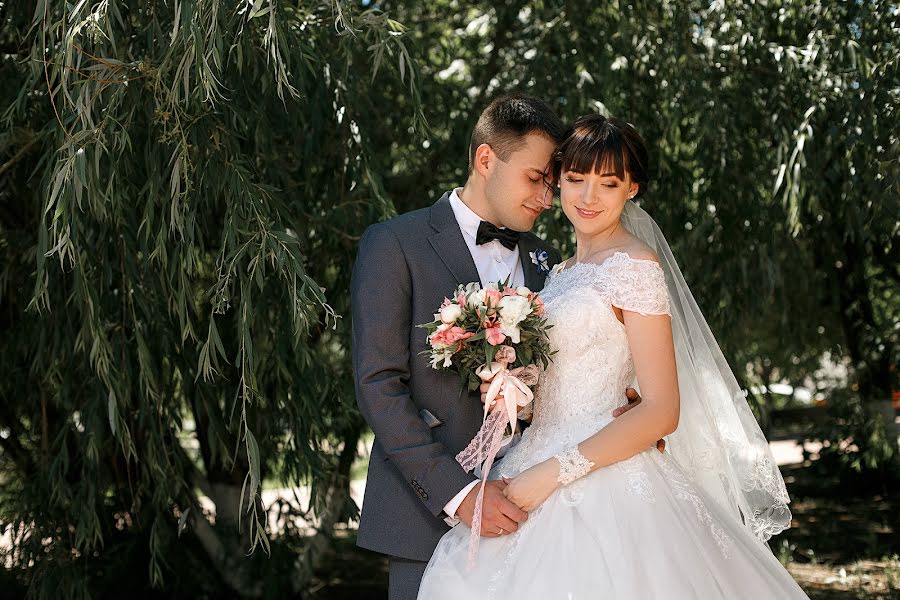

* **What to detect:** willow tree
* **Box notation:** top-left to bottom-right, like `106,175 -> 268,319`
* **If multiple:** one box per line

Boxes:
371,0 -> 898,452
0,1 -> 419,596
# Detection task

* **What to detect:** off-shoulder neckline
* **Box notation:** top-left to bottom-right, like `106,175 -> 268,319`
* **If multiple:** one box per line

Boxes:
552,251 -> 661,277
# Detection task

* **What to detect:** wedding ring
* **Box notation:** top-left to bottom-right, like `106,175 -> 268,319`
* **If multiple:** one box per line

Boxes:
498,527 -> 505,535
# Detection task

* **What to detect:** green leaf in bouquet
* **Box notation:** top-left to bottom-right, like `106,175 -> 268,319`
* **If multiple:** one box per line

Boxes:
467,372 -> 481,391
459,368 -> 470,389
485,342 -> 497,365
518,344 -> 533,366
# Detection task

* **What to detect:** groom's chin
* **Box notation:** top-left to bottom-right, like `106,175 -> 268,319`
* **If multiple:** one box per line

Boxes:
511,210 -> 542,232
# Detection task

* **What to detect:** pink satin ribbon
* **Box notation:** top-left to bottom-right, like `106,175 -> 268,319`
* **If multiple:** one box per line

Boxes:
455,362 -> 534,569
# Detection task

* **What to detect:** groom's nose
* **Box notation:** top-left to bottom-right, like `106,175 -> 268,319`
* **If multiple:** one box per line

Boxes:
536,186 -> 553,209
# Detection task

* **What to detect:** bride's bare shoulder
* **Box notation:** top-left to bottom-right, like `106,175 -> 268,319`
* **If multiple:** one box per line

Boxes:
618,236 -> 660,264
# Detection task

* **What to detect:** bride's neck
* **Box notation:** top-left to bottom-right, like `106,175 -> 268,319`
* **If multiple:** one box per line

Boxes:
574,221 -> 629,263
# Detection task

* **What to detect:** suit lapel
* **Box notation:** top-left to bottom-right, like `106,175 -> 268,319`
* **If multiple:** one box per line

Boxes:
518,234 -> 549,291
428,193 -> 556,292
428,194 -> 481,286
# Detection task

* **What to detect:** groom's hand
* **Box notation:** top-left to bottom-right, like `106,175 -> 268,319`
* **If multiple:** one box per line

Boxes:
456,480 -> 528,537
613,387 -> 666,453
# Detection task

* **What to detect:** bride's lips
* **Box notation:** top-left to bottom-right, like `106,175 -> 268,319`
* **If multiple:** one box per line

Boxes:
576,207 -> 602,219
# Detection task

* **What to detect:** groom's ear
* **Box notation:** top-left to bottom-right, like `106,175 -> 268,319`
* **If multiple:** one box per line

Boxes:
473,143 -> 495,177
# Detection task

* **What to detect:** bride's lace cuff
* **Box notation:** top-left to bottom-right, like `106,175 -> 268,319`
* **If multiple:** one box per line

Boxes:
555,446 -> 594,485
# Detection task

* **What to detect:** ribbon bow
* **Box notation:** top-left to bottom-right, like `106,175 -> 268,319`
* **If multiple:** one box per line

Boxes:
455,349 -> 539,569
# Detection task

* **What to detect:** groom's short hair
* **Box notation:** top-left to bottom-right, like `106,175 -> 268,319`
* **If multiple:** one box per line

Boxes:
468,94 -> 565,172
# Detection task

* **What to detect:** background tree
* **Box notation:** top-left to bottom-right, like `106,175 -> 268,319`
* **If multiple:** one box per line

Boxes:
1,0 -> 896,598
370,0 -> 897,451
1,0 -> 419,596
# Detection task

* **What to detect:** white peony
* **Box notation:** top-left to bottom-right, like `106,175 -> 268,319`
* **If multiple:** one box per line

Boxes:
516,286 -> 532,297
440,303 -> 462,324
469,288 -> 485,307
497,295 -> 532,343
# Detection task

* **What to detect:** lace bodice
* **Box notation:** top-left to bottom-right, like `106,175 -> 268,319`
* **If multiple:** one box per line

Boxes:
497,252 -> 670,479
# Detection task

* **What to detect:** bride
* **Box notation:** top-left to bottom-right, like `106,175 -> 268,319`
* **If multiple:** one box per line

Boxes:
416,114 -> 809,599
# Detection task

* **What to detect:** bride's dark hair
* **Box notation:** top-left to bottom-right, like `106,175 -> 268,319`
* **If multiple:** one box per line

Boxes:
555,114 -> 650,199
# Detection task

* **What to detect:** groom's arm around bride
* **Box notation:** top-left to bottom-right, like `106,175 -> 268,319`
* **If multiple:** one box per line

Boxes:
351,93 -> 566,600
351,219 -> 527,541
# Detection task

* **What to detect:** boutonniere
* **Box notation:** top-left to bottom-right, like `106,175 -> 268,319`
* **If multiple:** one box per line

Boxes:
529,249 -> 550,274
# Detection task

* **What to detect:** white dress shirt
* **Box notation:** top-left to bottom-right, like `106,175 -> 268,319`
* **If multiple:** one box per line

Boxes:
448,188 -> 525,289
442,188 -> 525,523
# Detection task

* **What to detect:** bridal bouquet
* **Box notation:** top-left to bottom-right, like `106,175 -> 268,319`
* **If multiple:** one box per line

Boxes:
419,281 -> 552,391
419,281 -> 553,566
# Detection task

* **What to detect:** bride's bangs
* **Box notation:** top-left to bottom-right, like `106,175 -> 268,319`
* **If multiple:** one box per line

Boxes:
555,115 -> 650,196
559,122 -> 629,180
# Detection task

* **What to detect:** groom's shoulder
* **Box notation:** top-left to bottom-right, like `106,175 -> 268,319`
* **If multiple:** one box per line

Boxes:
385,205 -> 432,232
360,207 -> 430,245
361,196 -> 444,243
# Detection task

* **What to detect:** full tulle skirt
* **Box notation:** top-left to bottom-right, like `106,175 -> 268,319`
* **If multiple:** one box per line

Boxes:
418,449 -> 808,599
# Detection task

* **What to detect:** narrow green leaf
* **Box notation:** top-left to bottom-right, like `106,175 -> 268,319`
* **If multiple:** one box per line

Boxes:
107,390 -> 118,437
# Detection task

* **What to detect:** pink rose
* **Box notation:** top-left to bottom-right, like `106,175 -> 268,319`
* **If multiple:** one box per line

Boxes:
448,327 -> 474,344
485,326 -> 506,346
456,292 -> 467,308
515,364 -> 541,387
430,326 -> 474,349
502,287 -> 519,297
483,287 -> 502,307
494,345 -> 516,364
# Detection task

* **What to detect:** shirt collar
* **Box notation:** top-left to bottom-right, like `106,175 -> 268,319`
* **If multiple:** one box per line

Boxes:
449,187 -> 489,239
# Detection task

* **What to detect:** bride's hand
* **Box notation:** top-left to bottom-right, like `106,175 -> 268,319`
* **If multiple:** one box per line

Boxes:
502,459 -> 560,512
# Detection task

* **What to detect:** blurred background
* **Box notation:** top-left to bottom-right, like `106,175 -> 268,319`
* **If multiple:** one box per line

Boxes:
0,1 -> 897,598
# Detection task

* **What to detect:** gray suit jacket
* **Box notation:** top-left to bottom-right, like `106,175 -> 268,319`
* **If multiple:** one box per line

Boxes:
351,192 -> 561,561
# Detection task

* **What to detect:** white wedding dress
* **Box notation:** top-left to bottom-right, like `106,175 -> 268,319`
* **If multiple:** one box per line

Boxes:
418,252 -> 808,599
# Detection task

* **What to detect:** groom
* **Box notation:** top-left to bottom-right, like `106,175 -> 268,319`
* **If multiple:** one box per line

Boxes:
351,94 -> 566,599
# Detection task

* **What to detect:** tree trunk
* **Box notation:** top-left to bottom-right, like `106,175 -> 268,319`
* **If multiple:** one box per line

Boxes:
290,424 -> 363,594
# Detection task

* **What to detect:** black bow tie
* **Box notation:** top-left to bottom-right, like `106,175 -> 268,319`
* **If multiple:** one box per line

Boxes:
475,221 -> 520,250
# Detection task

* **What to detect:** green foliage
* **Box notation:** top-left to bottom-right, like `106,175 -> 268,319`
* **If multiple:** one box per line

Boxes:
370,0 -> 897,414
1,0 -> 418,596
0,0 -> 897,597
809,388 -> 899,479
